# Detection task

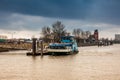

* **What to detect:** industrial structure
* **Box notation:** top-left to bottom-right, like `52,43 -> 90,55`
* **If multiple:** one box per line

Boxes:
115,34 -> 120,41
114,34 -> 120,43
94,29 -> 99,41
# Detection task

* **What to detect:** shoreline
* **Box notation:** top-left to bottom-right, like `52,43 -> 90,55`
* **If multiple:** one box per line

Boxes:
0,48 -> 9,52
0,47 -> 27,52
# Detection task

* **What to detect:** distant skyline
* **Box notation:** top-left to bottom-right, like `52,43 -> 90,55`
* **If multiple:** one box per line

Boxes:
0,0 -> 120,39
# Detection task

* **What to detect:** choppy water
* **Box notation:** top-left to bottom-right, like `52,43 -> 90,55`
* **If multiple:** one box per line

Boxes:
0,44 -> 120,80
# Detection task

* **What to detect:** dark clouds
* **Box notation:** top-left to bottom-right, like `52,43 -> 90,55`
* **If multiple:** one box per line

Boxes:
0,0 -> 90,18
0,0 -> 120,25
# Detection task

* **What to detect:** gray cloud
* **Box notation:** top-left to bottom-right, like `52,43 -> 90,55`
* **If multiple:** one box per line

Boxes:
0,13 -> 119,39
0,13 -> 58,31
0,0 -> 120,25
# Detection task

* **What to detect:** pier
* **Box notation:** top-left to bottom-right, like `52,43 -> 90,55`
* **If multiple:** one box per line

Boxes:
26,38 -> 48,56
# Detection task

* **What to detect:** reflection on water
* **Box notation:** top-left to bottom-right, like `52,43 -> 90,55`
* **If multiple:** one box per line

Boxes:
0,44 -> 120,80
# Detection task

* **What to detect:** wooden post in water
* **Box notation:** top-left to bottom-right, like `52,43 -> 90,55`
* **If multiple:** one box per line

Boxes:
41,40 -> 43,56
32,38 -> 37,55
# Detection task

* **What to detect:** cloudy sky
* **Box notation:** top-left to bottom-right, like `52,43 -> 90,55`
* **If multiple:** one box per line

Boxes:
0,0 -> 120,39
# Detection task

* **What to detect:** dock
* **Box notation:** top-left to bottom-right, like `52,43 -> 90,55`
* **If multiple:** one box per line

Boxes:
26,50 -> 49,56
26,38 -> 49,56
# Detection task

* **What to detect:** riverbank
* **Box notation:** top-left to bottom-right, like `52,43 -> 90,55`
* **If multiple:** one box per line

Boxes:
0,47 -> 9,52
0,47 -> 27,52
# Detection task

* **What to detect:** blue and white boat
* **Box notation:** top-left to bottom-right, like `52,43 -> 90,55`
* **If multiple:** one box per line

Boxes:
47,36 -> 79,55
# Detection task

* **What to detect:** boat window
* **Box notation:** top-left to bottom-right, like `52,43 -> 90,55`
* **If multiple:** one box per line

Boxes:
49,46 -> 66,49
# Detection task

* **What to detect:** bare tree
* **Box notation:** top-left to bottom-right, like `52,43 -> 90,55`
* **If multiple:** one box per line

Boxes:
72,29 -> 77,37
42,26 -> 51,36
72,28 -> 83,38
42,26 -> 51,42
52,21 -> 66,42
85,31 -> 91,38
81,31 -> 85,39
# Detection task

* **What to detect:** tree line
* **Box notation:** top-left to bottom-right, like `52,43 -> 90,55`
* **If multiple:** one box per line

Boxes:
41,21 -> 91,43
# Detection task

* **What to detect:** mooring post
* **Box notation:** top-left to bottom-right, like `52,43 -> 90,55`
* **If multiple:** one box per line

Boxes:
32,38 -> 37,55
41,40 -> 43,56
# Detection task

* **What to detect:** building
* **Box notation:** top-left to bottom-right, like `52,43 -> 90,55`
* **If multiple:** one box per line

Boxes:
0,35 -> 7,39
115,34 -> 120,41
88,29 -> 99,43
94,29 -> 99,41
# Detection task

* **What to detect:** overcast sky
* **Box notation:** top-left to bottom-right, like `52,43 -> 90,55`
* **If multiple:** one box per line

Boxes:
0,0 -> 120,39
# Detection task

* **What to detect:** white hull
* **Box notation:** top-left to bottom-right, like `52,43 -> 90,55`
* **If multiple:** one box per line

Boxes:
47,49 -> 72,53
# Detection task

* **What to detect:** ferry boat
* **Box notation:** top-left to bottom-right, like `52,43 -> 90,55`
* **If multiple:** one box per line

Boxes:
47,36 -> 79,55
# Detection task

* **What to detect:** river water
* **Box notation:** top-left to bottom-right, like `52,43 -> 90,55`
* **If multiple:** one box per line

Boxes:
0,44 -> 120,80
